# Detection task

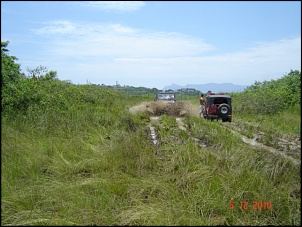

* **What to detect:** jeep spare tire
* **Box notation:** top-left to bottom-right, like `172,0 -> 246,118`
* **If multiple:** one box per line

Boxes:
218,104 -> 230,116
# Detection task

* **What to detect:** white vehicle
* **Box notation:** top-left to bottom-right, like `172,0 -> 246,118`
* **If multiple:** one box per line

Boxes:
154,92 -> 176,104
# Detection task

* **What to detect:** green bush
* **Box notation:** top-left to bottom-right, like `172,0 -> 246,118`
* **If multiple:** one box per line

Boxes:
231,70 -> 301,115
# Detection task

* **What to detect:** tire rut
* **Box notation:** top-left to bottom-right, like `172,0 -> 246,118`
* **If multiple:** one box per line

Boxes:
129,101 -> 300,166
219,122 -> 301,166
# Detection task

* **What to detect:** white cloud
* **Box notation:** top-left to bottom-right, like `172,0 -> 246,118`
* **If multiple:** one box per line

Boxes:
79,1 -> 145,12
34,21 -> 78,36
29,21 -> 301,88
33,21 -> 215,59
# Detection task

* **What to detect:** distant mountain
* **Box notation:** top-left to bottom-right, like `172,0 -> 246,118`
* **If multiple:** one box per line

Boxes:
162,83 -> 248,93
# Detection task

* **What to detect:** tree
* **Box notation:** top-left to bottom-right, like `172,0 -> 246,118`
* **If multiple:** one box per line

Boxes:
27,65 -> 58,81
1,41 -> 27,113
1,41 -> 59,115
1,41 -> 23,87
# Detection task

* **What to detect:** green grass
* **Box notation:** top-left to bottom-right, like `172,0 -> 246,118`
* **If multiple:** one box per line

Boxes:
233,104 -> 301,135
1,92 -> 300,226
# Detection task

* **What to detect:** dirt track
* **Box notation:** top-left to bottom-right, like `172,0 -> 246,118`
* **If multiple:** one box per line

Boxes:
129,101 -> 301,165
128,101 -> 200,117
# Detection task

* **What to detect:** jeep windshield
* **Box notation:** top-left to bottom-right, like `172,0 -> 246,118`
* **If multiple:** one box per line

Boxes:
155,93 -> 176,103
157,93 -> 175,100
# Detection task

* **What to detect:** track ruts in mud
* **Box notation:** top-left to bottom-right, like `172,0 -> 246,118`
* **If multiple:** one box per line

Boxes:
129,101 -> 301,166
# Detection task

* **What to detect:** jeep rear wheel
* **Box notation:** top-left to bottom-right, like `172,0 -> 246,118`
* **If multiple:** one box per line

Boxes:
218,104 -> 230,116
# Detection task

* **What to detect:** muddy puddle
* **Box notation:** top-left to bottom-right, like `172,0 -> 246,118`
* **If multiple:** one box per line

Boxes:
148,116 -> 159,145
148,117 -> 186,145
147,126 -> 158,145
231,130 -> 300,165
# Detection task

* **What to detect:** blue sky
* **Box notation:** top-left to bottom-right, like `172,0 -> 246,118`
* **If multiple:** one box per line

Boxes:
1,1 -> 301,89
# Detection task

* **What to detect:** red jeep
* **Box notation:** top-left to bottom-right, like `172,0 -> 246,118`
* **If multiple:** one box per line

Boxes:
202,92 -> 232,122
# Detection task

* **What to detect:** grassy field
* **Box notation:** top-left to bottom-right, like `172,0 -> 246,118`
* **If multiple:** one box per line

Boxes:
1,92 -> 300,226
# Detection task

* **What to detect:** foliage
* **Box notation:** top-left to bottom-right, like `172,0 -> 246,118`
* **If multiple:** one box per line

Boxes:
1,41 -> 24,86
105,84 -> 162,96
1,41 -> 26,113
231,70 -> 301,115
105,85 -> 200,98
1,42 -> 61,115
27,65 -> 58,81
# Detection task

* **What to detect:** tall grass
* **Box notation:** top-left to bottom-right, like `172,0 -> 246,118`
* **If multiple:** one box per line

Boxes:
1,87 -> 300,226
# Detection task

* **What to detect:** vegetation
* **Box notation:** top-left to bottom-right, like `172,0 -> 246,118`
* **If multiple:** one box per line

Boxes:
1,41 -> 300,226
230,70 -> 301,115
100,83 -> 200,99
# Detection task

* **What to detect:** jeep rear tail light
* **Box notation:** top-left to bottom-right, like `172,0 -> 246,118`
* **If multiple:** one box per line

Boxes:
208,104 -> 217,114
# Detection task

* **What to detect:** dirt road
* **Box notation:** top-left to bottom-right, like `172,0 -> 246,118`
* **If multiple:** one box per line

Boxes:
129,100 -> 300,166
128,100 -> 200,117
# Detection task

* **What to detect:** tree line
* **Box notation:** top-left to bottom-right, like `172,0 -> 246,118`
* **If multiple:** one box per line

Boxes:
2,40 -> 300,117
